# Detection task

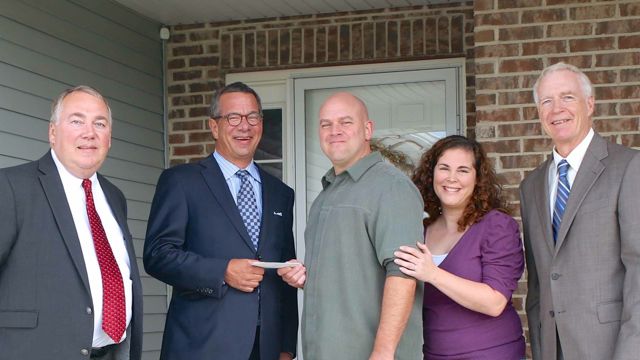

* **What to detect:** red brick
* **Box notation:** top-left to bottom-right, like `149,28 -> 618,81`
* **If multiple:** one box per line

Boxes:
173,23 -> 205,31
569,37 -> 615,52
437,16 -> 450,53
171,95 -> 203,106
173,145 -> 204,156
172,45 -> 203,57
449,15 -> 463,53
168,84 -> 185,94
168,33 -> 186,43
476,124 -> 496,139
620,3 -> 640,16
621,134 -> 640,147
585,70 -> 617,85
168,109 -> 184,120
230,34 -> 242,67
475,62 -> 495,75
571,5 -> 616,20
189,30 -> 220,41
620,35 -> 640,49
474,0 -> 494,11
547,0 -> 589,4
476,44 -> 519,58
499,91 -> 534,105
523,106 -> 539,121
387,21 -> 399,57
501,154 -> 545,169
221,34 -> 230,68
268,30 -> 279,65
594,118 -> 639,133
497,0 -> 541,8
523,138 -> 554,152
621,69 -> 640,83
303,28 -> 314,63
351,24 -> 363,60
375,22 -> 386,58
619,102 -> 640,116
499,58 -> 543,73
548,55 -> 592,69
596,86 -> 640,100
169,159 -> 186,167
521,8 -> 565,23
422,17 -> 437,54
245,33 -> 256,67
340,24 -> 351,60
594,103 -> 616,117
522,40 -> 566,56
172,70 -> 202,81
481,139 -> 520,153
168,134 -> 185,144
412,19 -> 424,55
476,94 -> 496,106
498,122 -> 542,137
495,170 -> 523,186
188,131 -> 214,143
172,120 -> 203,131
475,29 -> 494,43
477,108 -> 520,122
167,59 -> 185,69
327,26 -> 338,62
188,107 -> 209,118
547,23 -> 592,37
478,75 -> 519,90
189,56 -> 219,67
280,29 -> 291,65
499,26 -> 544,41
476,12 -> 519,26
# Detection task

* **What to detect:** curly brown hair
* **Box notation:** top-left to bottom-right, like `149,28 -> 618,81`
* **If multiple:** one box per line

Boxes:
412,135 -> 508,231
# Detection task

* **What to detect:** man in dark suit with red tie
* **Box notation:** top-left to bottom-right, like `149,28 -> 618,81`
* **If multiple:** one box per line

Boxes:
144,82 -> 298,360
0,86 -> 143,359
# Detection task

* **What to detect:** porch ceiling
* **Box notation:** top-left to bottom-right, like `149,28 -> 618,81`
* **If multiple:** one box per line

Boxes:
114,0 -> 460,25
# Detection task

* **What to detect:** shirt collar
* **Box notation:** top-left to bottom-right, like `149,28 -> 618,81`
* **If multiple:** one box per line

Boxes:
552,128 -> 594,170
322,152 -> 382,188
213,151 -> 261,183
50,149 -> 98,184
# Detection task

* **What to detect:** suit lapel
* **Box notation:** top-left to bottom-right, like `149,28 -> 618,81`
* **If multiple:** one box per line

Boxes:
257,166 -> 272,252
38,152 -> 91,292
200,156 -> 256,252
532,157 -> 556,254
555,134 -> 606,250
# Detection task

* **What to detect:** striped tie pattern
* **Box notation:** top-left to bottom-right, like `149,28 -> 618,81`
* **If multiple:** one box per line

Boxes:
552,160 -> 570,242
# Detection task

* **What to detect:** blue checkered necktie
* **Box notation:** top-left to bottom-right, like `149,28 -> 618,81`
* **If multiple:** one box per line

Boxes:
236,170 -> 260,250
552,160 -> 570,242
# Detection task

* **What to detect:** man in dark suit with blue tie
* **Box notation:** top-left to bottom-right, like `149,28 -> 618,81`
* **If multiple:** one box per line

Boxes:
144,82 -> 298,360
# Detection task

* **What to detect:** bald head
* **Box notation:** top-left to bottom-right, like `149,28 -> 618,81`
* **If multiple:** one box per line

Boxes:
318,92 -> 373,174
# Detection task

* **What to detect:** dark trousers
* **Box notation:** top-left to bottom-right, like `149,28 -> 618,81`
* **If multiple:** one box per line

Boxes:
249,327 -> 260,360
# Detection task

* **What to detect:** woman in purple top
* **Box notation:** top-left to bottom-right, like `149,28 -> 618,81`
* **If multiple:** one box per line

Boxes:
394,135 -> 525,359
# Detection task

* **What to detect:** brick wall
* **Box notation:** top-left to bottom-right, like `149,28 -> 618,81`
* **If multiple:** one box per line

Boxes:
164,1 -> 640,358
474,0 -> 640,357
165,1 -> 475,165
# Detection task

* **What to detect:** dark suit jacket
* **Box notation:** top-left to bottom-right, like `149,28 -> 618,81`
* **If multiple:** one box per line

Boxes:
0,151 -> 143,360
520,133 -> 640,360
144,155 -> 298,360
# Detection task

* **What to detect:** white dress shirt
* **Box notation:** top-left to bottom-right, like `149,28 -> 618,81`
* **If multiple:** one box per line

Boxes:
51,150 -> 133,347
547,129 -> 595,220
213,151 -> 263,216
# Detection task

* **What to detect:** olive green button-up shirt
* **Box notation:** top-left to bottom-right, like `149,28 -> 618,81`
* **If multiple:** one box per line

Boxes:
302,152 -> 424,360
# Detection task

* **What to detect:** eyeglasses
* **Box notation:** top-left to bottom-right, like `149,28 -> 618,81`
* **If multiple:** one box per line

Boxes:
215,112 -> 263,126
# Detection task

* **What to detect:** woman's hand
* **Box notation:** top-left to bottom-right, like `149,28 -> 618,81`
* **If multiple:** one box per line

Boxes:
394,242 -> 439,284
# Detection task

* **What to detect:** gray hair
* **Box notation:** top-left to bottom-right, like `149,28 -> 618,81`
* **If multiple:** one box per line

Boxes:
50,85 -> 112,124
533,62 -> 594,105
208,82 -> 262,119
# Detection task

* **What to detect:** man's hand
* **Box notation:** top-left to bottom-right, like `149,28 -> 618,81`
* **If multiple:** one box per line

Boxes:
278,352 -> 294,360
224,259 -> 264,292
277,260 -> 306,289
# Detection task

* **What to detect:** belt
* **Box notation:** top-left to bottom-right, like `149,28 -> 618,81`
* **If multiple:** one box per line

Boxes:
90,343 -> 118,358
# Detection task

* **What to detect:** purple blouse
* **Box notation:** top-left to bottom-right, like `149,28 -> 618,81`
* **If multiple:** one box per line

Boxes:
423,210 -> 525,360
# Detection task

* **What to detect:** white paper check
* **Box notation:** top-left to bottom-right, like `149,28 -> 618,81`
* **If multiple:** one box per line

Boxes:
251,261 -> 301,269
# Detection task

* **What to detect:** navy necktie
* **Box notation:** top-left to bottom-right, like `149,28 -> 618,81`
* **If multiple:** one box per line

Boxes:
552,160 -> 570,242
236,170 -> 260,250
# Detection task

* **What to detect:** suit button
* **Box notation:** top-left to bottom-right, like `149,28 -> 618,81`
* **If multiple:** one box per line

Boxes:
549,311 -> 555,317
551,273 -> 561,280
86,307 -> 92,315
81,349 -> 89,356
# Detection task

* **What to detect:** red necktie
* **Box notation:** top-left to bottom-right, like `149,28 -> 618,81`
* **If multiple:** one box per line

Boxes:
82,179 -> 126,343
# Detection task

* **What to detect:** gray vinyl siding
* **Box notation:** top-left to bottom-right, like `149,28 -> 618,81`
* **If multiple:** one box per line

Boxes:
0,1 -> 166,358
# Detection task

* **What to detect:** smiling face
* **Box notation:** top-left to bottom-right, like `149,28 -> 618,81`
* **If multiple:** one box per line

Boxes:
318,93 -> 373,174
433,147 -> 477,212
208,92 -> 263,168
49,91 -> 112,179
536,69 -> 594,157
